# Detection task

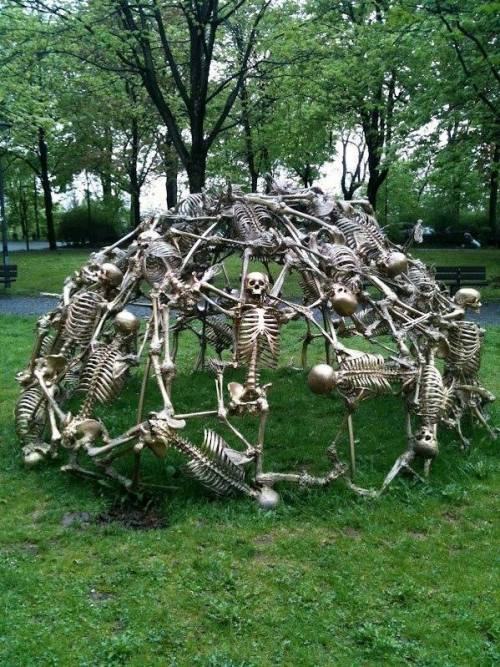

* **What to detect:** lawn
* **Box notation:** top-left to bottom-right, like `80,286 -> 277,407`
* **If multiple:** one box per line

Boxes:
4,246 -> 500,300
6,249 -> 90,296
0,314 -> 498,666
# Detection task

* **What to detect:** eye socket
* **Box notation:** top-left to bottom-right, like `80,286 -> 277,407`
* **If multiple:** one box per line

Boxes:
425,434 -> 431,440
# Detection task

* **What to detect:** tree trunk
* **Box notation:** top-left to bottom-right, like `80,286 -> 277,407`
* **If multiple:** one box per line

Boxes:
127,118 -> 141,228
100,125 -> 113,201
452,181 -> 461,225
187,149 -> 207,193
130,189 -> 140,228
366,162 -> 388,210
489,142 -> 499,240
18,181 -> 30,251
365,135 -> 388,210
164,133 -> 178,209
37,127 -> 56,250
166,172 -> 178,209
33,176 -> 40,239
85,171 -> 92,245
240,82 -> 259,192
340,131 -> 366,200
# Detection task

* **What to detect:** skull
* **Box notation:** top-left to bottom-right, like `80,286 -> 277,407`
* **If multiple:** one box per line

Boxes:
412,426 -> 438,459
245,272 -> 269,301
98,262 -> 123,288
378,251 -> 408,277
308,364 -> 338,395
36,354 -> 66,382
138,230 -> 161,248
454,288 -> 481,310
63,418 -> 103,452
329,283 -> 358,316
114,309 -> 140,334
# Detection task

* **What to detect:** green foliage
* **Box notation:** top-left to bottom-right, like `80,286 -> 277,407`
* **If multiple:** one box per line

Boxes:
57,199 -> 126,245
0,0 -> 498,236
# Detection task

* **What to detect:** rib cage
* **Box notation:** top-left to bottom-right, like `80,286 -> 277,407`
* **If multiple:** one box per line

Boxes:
170,429 -> 253,497
337,354 -> 394,393
446,322 -> 481,376
142,240 -> 182,284
15,386 -> 46,445
232,201 -> 270,240
299,270 -> 321,304
204,315 -> 233,353
335,216 -> 383,258
319,243 -> 359,276
353,308 -> 389,335
407,260 -> 434,291
176,193 -> 209,217
415,364 -> 449,424
236,308 -> 280,369
78,344 -> 126,417
62,291 -> 104,346
354,210 -> 386,246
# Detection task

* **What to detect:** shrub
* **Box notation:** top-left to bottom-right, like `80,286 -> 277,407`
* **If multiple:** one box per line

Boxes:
58,198 -> 126,245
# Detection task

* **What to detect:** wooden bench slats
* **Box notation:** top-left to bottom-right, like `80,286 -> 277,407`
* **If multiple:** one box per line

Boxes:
435,265 -> 487,294
0,263 -> 18,286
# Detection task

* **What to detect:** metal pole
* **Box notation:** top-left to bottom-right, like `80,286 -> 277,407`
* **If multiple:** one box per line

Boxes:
0,153 -> 10,287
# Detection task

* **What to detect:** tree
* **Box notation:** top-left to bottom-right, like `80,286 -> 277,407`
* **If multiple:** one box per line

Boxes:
424,0 -> 500,236
0,6 -> 68,249
339,127 -> 367,200
53,63 -> 162,227
307,0 -> 435,208
17,0 -> 273,192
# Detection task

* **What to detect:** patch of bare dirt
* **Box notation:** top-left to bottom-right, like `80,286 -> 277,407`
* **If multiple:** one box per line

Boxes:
61,512 -> 91,528
408,530 -> 427,540
89,588 -> 114,603
253,532 -> 276,545
343,527 -> 362,540
95,504 -> 168,530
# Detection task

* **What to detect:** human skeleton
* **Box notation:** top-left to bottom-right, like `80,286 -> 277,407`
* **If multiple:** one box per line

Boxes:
15,181 -> 496,505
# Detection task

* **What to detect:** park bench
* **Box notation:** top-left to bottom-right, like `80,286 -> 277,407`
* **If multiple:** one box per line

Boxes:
0,263 -> 17,287
435,266 -> 487,294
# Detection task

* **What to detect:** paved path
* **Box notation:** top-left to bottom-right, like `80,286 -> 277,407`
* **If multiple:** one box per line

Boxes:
8,241 -> 67,252
1,295 -> 499,325
0,296 -> 148,319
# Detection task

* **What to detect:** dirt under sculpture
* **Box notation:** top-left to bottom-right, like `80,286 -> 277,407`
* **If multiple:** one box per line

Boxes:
15,182 -> 496,507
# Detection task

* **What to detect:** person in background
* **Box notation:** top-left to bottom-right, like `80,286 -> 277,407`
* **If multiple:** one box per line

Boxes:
463,232 -> 481,248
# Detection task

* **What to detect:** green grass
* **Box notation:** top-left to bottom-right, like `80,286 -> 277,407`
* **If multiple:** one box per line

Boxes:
0,314 -> 499,666
6,249 -> 90,296
4,247 -> 500,300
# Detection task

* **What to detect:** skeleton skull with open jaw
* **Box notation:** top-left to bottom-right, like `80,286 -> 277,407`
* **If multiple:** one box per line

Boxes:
245,272 -> 269,302
453,288 -> 481,311
412,426 -> 438,459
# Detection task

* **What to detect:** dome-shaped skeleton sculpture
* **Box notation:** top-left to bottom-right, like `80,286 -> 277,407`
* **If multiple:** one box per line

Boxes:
15,182 -> 497,506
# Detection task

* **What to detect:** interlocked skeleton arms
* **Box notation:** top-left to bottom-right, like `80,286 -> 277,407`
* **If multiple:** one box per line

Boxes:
15,181 -> 496,506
